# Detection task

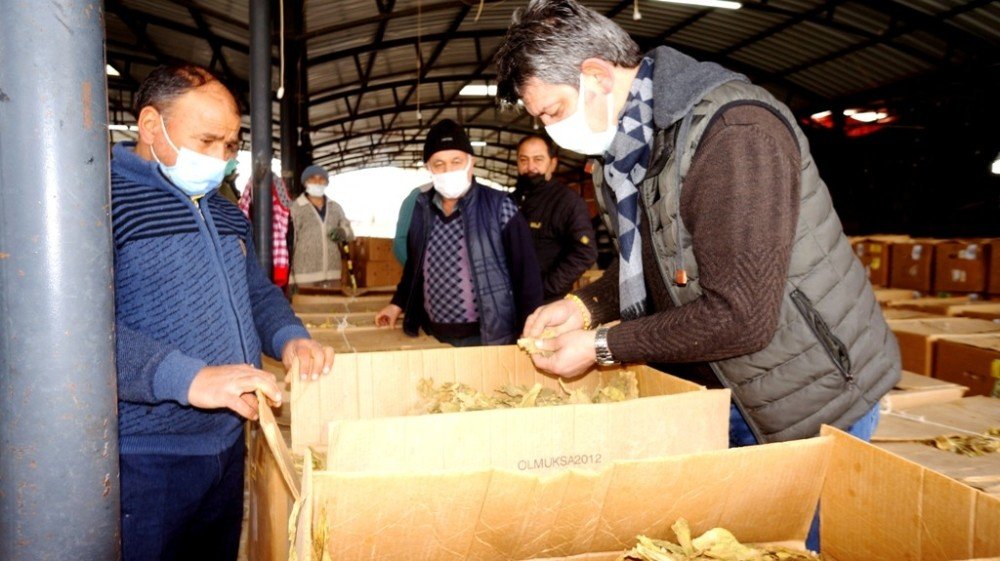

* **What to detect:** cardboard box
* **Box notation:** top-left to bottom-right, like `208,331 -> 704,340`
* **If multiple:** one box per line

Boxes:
887,318 -> 1000,375
852,238 -> 895,287
887,295 -> 980,315
934,241 -> 991,294
344,258 -> 402,288
873,287 -> 921,306
933,335 -> 1000,397
308,326 -> 449,353
950,302 -> 1000,321
990,240 -> 1000,295
291,293 -> 392,314
348,236 -> 395,262
881,308 -> 944,321
874,396 -> 1000,497
282,427 -> 1000,561
249,346 -> 731,561
296,311 -> 382,330
878,370 -> 968,411
889,239 -> 937,292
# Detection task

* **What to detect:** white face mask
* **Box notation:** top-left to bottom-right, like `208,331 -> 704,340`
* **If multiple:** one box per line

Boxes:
431,157 -> 473,199
544,74 -> 617,156
151,116 -> 233,197
305,183 -> 327,198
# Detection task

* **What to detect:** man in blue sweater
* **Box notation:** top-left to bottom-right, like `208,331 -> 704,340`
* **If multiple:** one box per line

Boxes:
112,64 -> 333,561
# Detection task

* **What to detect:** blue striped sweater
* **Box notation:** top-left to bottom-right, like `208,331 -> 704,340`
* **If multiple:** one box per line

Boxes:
111,142 -> 308,456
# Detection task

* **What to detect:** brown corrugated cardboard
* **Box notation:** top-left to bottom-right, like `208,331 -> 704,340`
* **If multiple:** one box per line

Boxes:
879,370 -> 968,411
852,238 -> 897,287
887,295 -> 980,314
283,427 -> 1000,561
349,236 -> 395,262
934,241 -> 991,294
291,293 -> 392,314
249,346 -> 730,561
989,240 -> 1000,295
950,302 -> 1000,321
890,239 -> 938,292
933,335 -> 1000,397
873,288 -> 921,306
887,318 -> 1000,375
873,397 -> 1000,497
344,258 -> 402,287
881,308 -> 944,321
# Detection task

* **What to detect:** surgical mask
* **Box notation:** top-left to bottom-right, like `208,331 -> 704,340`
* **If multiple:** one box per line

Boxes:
152,116 -> 235,197
431,158 -> 473,199
305,183 -> 327,198
544,74 -> 618,156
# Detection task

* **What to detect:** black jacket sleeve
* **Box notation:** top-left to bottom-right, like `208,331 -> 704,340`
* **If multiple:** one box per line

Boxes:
544,192 -> 598,299
503,211 -> 544,332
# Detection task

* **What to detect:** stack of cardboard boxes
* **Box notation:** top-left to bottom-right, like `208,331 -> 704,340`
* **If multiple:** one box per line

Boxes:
342,236 -> 403,289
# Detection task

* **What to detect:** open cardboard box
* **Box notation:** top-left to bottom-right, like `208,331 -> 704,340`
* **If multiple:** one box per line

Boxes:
879,370 -> 968,411
873,287 -> 922,306
887,318 -> 1000,375
247,346 -> 731,561
949,303 -> 1000,322
291,293 -> 393,314
282,426 -> 1000,561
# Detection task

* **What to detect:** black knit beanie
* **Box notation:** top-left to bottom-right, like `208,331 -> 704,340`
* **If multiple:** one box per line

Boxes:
423,119 -> 473,162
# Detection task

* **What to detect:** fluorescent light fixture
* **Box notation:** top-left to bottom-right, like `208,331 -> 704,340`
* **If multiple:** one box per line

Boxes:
848,111 -> 887,123
459,84 -> 497,97
108,124 -> 139,131
106,64 -> 120,77
470,141 -> 487,147
651,0 -> 742,9
810,110 -> 832,120
992,152 -> 1000,175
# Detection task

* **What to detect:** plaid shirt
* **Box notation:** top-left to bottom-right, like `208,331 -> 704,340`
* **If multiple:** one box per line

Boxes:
238,177 -> 291,286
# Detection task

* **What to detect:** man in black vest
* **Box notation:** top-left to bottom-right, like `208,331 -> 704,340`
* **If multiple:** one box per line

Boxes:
512,134 -> 597,303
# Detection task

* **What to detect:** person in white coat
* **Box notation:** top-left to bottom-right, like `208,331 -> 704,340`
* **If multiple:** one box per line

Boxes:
289,164 -> 354,287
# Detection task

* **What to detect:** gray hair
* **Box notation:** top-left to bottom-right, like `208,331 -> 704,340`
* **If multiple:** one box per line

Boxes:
494,0 -> 642,106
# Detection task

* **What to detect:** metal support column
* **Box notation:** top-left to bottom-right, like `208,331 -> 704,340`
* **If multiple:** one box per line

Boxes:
0,1 -> 120,560
251,0 -> 274,276
280,0 -> 303,198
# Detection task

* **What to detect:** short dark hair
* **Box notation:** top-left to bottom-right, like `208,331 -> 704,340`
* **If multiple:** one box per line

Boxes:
517,134 -> 558,158
134,64 -> 237,116
495,0 -> 642,106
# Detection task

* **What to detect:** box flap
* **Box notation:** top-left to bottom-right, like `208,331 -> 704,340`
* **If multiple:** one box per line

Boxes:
324,388 -> 731,473
300,437 -> 832,561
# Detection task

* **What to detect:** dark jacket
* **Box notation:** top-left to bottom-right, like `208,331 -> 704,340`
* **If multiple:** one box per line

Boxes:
513,179 -> 597,301
391,180 -> 543,345
110,142 -> 309,456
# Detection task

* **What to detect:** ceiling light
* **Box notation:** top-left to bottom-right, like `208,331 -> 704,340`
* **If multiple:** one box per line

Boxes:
651,0 -> 742,9
459,84 -> 497,97
810,110 -> 831,120
848,111 -> 887,123
106,64 -> 120,77
992,152 -> 1000,175
470,141 -> 487,147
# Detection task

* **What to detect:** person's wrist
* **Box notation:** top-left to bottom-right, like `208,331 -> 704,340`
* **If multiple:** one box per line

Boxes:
564,294 -> 592,330
594,326 -> 616,366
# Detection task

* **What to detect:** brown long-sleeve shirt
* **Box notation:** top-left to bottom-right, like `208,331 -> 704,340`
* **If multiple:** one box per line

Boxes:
576,104 -> 802,386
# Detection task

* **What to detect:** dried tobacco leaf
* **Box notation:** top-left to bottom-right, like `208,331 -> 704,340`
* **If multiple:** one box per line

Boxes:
517,329 -> 557,357
417,371 -> 639,414
925,427 -> 1000,457
620,518 -> 820,561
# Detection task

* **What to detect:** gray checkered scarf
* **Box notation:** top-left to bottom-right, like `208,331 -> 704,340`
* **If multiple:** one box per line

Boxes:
603,57 -> 655,320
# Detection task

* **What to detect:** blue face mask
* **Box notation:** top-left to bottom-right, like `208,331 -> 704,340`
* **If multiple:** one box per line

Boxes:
152,116 -> 236,197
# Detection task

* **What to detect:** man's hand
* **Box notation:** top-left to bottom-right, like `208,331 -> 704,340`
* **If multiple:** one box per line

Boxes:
528,329 -> 598,379
188,364 -> 281,421
375,304 -> 403,328
282,338 -> 335,381
523,299 -> 585,339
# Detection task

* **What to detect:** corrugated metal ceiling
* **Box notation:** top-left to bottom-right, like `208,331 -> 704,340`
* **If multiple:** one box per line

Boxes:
104,0 -> 1000,184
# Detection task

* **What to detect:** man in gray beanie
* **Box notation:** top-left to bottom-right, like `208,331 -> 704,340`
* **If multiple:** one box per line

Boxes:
288,164 -> 354,287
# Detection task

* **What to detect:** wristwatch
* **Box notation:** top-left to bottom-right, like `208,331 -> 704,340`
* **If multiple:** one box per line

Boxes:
594,326 -> 617,366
